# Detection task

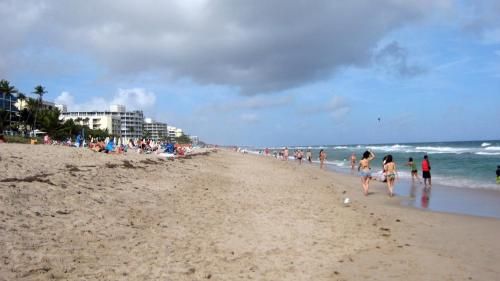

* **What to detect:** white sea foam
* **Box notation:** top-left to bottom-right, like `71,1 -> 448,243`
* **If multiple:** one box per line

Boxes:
365,144 -> 412,152
485,146 -> 500,151
324,160 -> 346,167
476,152 -> 500,156
415,146 -> 469,154
333,146 -> 348,149
481,142 -> 492,147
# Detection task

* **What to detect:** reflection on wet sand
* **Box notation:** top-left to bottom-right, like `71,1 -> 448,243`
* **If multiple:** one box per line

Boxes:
421,187 -> 431,208
410,182 -> 417,199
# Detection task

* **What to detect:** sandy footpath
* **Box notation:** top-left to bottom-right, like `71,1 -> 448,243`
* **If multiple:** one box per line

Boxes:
1,144 -> 499,280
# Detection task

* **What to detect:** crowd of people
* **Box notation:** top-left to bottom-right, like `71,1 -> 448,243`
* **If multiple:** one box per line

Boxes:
355,150 -> 434,197
246,146 -> 439,198
42,134 -> 191,156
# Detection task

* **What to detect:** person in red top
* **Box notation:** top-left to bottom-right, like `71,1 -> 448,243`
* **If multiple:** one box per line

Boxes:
422,155 -> 432,188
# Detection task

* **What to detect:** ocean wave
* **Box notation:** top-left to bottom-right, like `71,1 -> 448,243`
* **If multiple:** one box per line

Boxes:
431,175 -> 500,190
333,146 -> 349,149
365,144 -> 412,152
481,142 -> 492,147
485,146 -> 500,151
415,146 -> 469,154
324,160 -> 346,167
476,152 -> 500,156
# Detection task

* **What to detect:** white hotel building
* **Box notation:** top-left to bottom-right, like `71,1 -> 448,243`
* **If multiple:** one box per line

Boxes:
143,118 -> 168,141
61,105 -> 143,140
167,126 -> 183,139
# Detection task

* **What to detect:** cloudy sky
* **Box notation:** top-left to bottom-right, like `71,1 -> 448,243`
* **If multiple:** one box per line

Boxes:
1,0 -> 499,146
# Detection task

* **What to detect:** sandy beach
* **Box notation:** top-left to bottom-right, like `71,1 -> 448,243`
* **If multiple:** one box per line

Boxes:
1,144 -> 499,280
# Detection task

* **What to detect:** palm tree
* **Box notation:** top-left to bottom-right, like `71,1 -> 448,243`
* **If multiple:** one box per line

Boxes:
16,92 -> 26,109
16,93 -> 27,134
32,85 -> 47,130
0,79 -> 18,132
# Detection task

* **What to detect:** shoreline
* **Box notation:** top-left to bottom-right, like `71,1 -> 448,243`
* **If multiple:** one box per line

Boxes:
1,144 -> 500,280
252,152 -> 500,219
326,163 -> 500,219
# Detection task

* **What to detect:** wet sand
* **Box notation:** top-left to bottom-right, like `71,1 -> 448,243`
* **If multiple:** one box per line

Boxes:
327,164 -> 500,219
1,144 -> 499,280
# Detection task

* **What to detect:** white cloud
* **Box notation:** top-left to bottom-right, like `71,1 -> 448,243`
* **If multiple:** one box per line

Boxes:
55,88 -> 156,112
54,91 -> 74,106
111,88 -> 156,110
240,113 -> 259,123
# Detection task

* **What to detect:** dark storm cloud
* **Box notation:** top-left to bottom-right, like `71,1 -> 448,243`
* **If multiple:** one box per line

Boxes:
374,41 -> 426,77
0,0 -> 449,93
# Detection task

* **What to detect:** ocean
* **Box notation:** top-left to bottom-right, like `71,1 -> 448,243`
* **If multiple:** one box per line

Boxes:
247,140 -> 500,218
267,140 -> 500,191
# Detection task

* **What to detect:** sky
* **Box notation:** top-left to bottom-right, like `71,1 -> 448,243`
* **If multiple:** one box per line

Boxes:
1,0 -> 499,146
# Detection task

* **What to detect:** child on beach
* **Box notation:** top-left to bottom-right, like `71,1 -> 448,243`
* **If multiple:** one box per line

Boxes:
358,150 -> 375,195
383,155 -> 398,197
496,165 -> 500,184
350,153 -> 356,169
319,149 -> 327,169
422,155 -> 432,188
406,157 -> 422,183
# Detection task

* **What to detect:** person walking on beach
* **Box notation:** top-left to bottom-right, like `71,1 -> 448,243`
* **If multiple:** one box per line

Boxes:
350,153 -> 356,170
319,149 -> 327,169
496,165 -> 500,184
306,149 -> 312,163
406,157 -> 422,183
422,155 -> 432,188
383,154 -> 398,197
283,147 -> 289,161
358,150 -> 375,195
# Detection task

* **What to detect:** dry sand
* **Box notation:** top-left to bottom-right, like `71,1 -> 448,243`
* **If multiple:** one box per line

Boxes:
1,143 -> 499,280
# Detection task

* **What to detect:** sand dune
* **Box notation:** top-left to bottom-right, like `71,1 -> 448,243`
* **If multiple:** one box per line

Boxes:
1,144 -> 499,280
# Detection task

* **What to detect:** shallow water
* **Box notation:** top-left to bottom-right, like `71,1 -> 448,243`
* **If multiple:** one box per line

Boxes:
250,140 -> 500,218
266,140 -> 500,191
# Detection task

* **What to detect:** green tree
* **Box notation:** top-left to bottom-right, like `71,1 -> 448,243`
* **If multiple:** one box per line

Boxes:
16,92 -> 26,109
143,130 -> 152,140
0,110 -> 9,133
14,92 -> 27,133
175,133 -> 192,144
32,85 -> 47,130
38,108 -> 61,137
0,79 -> 18,131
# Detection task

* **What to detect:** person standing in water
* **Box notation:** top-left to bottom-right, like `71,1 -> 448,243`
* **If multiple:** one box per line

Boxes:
350,153 -> 357,170
383,154 -> 398,197
297,150 -> 304,165
306,149 -> 312,163
283,147 -> 289,161
406,157 -> 422,183
422,155 -> 432,188
319,149 -> 327,169
358,150 -> 375,195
